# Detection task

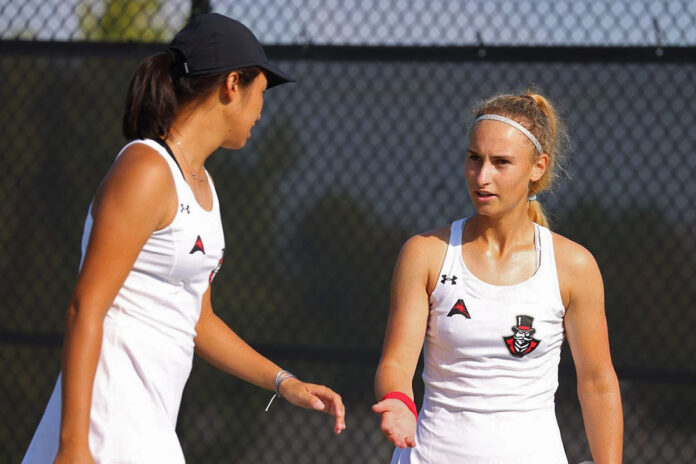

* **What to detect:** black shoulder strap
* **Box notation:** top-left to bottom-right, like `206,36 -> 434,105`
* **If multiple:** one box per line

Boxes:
153,138 -> 185,179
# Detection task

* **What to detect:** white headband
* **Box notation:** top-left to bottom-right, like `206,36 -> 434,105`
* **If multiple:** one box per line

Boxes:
472,114 -> 543,154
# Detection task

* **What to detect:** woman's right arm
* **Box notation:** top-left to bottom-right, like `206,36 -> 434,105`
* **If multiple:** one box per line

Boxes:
372,231 -> 445,449
54,145 -> 175,463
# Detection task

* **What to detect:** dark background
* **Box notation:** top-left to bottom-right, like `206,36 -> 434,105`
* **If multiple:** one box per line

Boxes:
1,1 -> 695,462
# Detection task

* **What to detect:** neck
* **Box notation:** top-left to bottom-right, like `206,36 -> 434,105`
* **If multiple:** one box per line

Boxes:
465,210 -> 534,254
168,108 -> 222,172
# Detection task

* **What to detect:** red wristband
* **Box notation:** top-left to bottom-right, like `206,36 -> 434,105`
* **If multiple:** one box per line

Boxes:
382,391 -> 418,419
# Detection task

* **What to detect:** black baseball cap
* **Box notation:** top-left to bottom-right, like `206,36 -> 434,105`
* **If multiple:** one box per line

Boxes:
169,13 -> 295,88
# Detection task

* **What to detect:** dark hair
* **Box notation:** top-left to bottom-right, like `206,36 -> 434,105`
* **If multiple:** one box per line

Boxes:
122,52 -> 262,140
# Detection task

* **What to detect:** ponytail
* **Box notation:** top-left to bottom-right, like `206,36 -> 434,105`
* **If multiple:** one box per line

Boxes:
527,199 -> 548,228
122,53 -> 263,141
470,90 -> 569,228
524,92 -> 568,228
122,52 -> 177,140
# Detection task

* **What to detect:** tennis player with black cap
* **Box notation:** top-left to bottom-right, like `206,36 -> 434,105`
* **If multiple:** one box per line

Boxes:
169,13 -> 294,87
22,13 -> 345,464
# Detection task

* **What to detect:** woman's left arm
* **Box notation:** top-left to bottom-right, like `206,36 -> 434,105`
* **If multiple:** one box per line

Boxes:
194,287 -> 346,434
557,236 -> 623,464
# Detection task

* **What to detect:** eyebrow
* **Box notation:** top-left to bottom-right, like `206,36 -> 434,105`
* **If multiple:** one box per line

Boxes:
466,148 -> 512,160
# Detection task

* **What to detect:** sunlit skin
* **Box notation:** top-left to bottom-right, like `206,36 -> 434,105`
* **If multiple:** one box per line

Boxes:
374,116 -> 622,462
161,72 -> 268,212
221,71 -> 267,149
462,119 -> 548,286
54,71 -> 344,464
465,120 -> 546,221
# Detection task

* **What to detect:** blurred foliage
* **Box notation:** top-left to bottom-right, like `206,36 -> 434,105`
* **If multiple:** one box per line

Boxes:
79,0 -> 171,41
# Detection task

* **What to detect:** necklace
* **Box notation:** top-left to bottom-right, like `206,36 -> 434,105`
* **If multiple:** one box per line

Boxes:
173,138 -> 206,205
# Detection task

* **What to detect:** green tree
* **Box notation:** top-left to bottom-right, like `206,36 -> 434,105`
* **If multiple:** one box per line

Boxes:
79,0 -> 172,41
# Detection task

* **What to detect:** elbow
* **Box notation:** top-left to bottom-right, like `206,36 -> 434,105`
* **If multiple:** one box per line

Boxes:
65,299 -> 81,328
577,368 -> 620,398
64,297 -> 106,334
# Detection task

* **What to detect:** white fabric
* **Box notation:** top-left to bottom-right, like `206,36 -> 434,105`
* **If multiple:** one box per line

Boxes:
472,114 -> 543,154
393,218 -> 568,463
22,139 -> 225,463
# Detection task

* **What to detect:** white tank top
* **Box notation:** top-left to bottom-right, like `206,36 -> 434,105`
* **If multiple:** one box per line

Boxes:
23,139 -> 225,463
392,218 -> 568,463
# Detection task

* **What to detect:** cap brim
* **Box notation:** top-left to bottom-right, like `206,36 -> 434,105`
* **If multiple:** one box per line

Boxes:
259,62 -> 295,89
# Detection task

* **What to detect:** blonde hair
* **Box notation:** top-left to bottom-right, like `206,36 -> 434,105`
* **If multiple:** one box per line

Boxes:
470,91 -> 569,228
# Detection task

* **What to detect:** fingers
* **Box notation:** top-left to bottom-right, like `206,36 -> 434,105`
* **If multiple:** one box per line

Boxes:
310,396 -> 326,411
329,394 -> 346,434
333,406 -> 346,434
371,400 -> 390,413
373,401 -> 417,448
383,427 -> 413,448
287,382 -> 347,434
309,385 -> 346,434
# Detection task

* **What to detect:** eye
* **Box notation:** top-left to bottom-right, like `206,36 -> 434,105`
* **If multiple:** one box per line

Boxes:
467,153 -> 481,162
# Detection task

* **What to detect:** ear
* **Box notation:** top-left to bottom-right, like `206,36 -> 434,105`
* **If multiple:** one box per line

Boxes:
530,153 -> 549,182
221,71 -> 241,102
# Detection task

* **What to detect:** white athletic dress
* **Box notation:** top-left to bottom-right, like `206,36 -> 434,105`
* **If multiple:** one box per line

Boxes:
22,139 -> 225,463
392,218 -> 568,464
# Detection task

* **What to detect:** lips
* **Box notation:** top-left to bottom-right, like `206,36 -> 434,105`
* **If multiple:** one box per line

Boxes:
475,191 -> 496,198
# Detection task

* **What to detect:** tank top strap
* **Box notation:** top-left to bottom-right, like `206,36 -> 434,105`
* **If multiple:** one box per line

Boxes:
437,218 -> 465,280
535,223 -> 554,271
143,139 -> 187,186
121,138 -> 197,205
203,169 -> 220,211
450,218 -> 465,248
533,222 -> 541,270
535,223 -> 565,311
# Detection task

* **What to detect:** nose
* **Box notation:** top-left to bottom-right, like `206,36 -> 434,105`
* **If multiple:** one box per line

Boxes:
476,160 -> 493,186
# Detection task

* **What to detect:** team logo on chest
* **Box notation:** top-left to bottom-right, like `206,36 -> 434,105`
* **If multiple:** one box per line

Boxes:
209,248 -> 224,284
447,298 -> 471,318
190,235 -> 206,254
503,315 -> 541,357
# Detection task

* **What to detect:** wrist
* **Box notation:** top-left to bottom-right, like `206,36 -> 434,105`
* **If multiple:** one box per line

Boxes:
277,375 -> 299,397
264,369 -> 297,412
58,435 -> 90,450
382,391 -> 418,419
273,369 -> 297,394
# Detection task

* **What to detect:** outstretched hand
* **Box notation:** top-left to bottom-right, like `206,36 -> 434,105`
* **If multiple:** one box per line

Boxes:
372,398 -> 417,448
279,378 -> 346,435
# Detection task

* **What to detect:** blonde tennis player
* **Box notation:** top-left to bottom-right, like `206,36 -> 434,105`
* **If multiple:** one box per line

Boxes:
373,92 -> 622,463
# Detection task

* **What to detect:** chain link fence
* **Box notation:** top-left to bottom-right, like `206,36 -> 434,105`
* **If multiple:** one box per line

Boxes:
1,1 -> 695,463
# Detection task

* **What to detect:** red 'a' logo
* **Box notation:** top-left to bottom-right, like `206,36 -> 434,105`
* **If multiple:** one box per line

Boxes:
447,299 -> 471,318
190,235 -> 205,254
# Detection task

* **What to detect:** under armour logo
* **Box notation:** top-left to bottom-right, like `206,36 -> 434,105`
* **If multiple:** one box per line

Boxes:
180,203 -> 190,214
190,235 -> 205,254
441,274 -> 457,285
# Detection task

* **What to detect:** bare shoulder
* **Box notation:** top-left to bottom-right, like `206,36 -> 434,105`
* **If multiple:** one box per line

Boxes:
551,231 -> 603,305
403,224 -> 450,253
551,231 -> 600,275
108,142 -> 173,184
397,224 -> 451,294
93,141 -> 176,228
399,224 -> 450,266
